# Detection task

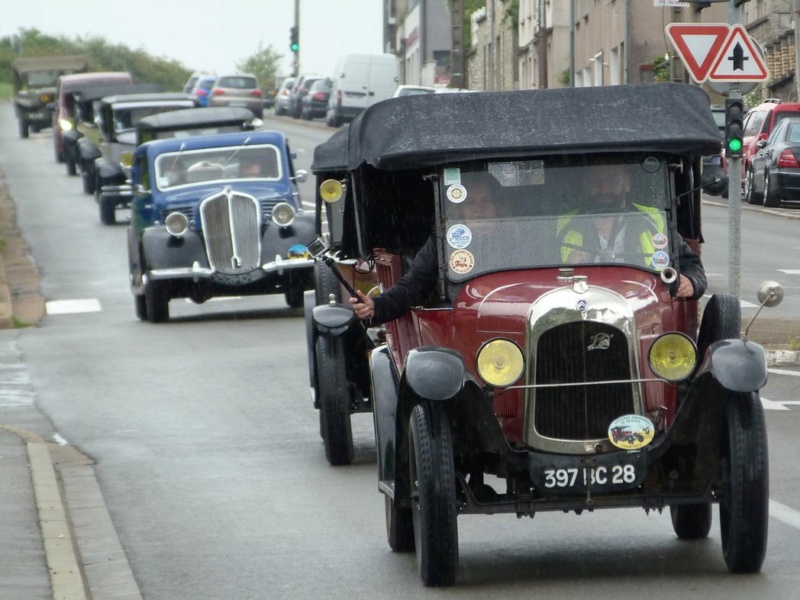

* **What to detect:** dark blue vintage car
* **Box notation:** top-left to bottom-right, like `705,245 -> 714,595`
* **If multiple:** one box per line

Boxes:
127,130 -> 315,322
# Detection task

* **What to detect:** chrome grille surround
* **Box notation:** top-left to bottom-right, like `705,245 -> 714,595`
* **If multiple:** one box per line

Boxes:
199,188 -> 262,275
523,285 -> 643,455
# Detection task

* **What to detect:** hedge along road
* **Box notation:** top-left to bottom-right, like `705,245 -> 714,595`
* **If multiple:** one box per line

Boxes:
0,104 -> 799,599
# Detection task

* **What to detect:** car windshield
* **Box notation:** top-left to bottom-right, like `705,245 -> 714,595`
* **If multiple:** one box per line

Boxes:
440,156 -> 672,282
155,144 -> 282,190
24,70 -> 61,88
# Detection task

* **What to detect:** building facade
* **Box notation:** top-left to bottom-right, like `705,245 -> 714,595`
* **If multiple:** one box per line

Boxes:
743,0 -> 797,101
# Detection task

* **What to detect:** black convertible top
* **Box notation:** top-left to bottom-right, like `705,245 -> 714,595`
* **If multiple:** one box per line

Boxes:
77,83 -> 163,103
347,83 -> 722,170
136,107 -> 256,131
311,125 -> 349,174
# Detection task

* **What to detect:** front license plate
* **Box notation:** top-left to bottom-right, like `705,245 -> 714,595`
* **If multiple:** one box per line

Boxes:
528,451 -> 648,495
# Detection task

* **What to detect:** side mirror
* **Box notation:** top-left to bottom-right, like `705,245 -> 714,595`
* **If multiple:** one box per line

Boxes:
292,169 -> 308,184
700,166 -> 728,197
757,140 -> 767,149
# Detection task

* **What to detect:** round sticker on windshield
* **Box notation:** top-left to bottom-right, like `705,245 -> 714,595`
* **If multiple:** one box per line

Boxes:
447,224 -> 472,249
651,250 -> 670,270
652,233 -> 668,250
608,415 -> 655,450
449,249 -> 474,274
447,184 -> 467,203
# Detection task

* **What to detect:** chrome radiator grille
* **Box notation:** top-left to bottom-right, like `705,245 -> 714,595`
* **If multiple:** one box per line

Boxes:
199,191 -> 261,274
534,321 -> 634,440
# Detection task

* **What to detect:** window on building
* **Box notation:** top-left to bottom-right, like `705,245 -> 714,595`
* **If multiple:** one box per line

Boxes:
593,52 -> 603,86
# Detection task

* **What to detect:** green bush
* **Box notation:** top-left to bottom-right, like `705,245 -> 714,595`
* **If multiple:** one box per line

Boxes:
0,81 -> 11,100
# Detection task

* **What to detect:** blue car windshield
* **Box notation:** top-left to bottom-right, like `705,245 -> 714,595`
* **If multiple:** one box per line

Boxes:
441,156 -> 672,282
155,144 -> 283,190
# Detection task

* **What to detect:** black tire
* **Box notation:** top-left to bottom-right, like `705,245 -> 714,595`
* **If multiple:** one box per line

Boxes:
720,392 -> 769,573
762,172 -> 780,208
697,294 -> 741,360
99,196 -> 116,225
285,280 -> 304,309
409,402 -> 458,587
745,169 -> 761,205
18,118 -> 29,139
385,494 -> 415,553
314,261 -> 341,305
670,503 -> 712,539
145,282 -> 169,323
66,149 -> 77,176
82,164 -> 96,195
316,336 -> 354,466
134,294 -> 147,321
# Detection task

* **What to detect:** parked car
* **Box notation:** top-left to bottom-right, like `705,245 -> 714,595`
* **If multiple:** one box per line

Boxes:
51,71 -> 132,163
207,73 -> 263,118
190,74 -> 217,107
127,130 -> 316,322
326,53 -> 398,127
273,77 -> 295,116
300,78 -> 331,120
702,104 -> 726,197
740,98 -> 800,195
182,71 -> 211,94
391,84 -> 436,98
747,115 -> 800,207
12,55 -> 87,139
91,92 -> 199,224
316,84 -> 781,586
287,73 -> 319,119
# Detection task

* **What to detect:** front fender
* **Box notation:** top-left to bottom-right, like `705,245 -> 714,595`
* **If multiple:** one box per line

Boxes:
403,347 -> 465,402
312,303 -> 356,335
96,157 -> 123,181
142,227 -> 209,272
77,139 -> 101,162
696,339 -> 768,393
370,346 -> 402,489
261,212 -> 317,261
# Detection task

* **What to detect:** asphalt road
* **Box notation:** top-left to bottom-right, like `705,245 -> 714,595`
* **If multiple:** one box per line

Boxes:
0,104 -> 798,599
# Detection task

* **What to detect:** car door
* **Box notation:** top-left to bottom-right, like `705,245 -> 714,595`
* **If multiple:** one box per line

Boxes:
753,120 -> 785,193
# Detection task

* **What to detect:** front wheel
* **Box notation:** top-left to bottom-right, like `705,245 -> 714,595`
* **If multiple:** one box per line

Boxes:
284,279 -> 304,309
66,149 -> 77,176
763,172 -> 781,208
697,294 -> 741,360
720,392 -> 769,573
18,118 -> 29,139
316,336 -> 354,465
134,294 -> 147,321
670,503 -> 712,539
145,282 -> 169,323
745,169 -> 762,205
385,495 -> 415,553
82,164 -> 96,195
410,402 -> 458,587
99,196 -> 116,225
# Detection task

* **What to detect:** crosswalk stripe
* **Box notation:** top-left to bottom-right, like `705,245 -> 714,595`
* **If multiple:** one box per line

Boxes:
770,500 -> 800,531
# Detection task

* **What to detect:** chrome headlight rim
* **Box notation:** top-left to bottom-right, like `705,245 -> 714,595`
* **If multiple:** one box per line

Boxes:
271,202 -> 296,227
164,211 -> 189,237
648,332 -> 697,382
476,338 -> 525,388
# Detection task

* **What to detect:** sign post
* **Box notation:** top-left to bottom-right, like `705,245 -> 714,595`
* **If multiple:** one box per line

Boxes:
666,22 -> 770,298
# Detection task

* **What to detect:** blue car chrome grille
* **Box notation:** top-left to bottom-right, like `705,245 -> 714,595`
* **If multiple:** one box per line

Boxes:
260,198 -> 282,220
199,191 -> 262,274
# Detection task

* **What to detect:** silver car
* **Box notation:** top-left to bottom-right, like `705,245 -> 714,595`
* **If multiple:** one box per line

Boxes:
208,74 -> 263,119
273,77 -> 295,116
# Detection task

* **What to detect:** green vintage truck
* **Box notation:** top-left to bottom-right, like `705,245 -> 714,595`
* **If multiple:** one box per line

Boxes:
12,55 -> 88,139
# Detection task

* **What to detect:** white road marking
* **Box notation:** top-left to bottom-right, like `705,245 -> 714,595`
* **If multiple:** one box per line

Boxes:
769,368 -> 800,377
761,397 -> 790,411
778,269 -> 800,275
52,433 -> 69,445
46,299 -> 102,314
770,500 -> 800,531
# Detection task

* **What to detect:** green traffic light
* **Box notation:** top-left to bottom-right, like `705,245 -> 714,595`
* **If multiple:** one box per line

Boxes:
728,138 -> 743,153
291,43 -> 299,52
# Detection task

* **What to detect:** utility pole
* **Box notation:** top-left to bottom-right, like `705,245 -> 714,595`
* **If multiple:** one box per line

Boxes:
293,0 -> 300,77
488,0 -> 495,91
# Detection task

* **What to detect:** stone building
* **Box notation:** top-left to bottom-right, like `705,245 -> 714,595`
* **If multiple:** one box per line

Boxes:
389,0 -> 454,87
742,0 -> 797,101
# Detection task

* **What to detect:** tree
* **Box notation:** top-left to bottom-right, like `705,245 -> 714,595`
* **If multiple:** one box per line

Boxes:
236,43 -> 284,95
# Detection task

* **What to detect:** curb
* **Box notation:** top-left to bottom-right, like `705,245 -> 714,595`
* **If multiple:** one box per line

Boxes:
1,426 -> 87,600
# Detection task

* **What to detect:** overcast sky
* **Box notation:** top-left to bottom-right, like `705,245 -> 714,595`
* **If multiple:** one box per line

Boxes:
1,0 -> 384,78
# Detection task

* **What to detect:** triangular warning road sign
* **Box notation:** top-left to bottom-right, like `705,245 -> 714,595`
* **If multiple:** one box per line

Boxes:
666,23 -> 730,83
708,24 -> 769,82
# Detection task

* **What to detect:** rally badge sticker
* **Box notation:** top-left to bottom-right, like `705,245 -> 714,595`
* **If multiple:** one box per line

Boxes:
651,250 -> 670,271
652,232 -> 668,249
446,184 -> 467,203
608,415 -> 655,450
447,224 -> 472,249
449,249 -> 475,274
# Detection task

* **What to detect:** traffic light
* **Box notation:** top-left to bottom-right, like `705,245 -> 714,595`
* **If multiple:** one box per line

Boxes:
724,98 -> 745,158
289,26 -> 299,53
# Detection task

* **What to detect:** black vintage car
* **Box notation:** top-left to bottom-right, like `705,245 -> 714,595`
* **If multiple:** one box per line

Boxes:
320,84 -> 782,586
305,126 -> 378,465
92,92 -> 199,224
12,55 -> 87,139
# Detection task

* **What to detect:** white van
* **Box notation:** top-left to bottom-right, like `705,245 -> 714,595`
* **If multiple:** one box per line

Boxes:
326,53 -> 398,127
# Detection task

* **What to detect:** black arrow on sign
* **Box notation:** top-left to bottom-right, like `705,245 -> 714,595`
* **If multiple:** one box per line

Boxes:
728,43 -> 749,71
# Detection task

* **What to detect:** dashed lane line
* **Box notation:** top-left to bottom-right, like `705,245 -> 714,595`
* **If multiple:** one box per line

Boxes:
770,500 -> 800,531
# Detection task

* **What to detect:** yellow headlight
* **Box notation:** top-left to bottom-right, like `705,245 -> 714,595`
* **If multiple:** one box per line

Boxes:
59,119 -> 73,132
648,333 -> 697,382
319,179 -> 344,203
476,339 -> 524,387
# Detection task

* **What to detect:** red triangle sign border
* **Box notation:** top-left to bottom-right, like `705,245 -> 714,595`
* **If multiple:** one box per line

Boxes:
666,23 -> 731,83
707,24 -> 769,82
